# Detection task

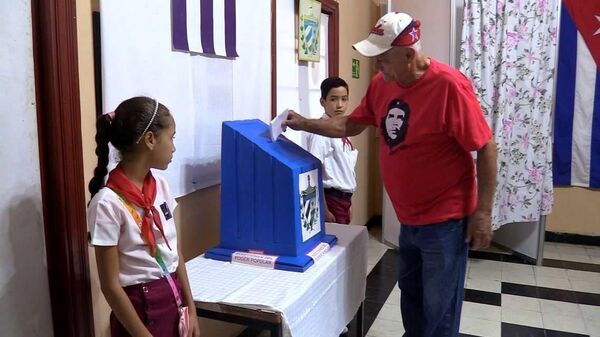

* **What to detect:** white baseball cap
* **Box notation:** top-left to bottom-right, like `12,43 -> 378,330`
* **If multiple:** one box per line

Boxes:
353,12 -> 421,57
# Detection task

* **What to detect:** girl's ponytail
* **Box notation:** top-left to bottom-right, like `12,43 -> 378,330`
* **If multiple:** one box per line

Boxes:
88,113 -> 113,198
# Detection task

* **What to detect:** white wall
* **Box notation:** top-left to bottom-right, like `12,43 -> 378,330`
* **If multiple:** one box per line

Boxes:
0,1 -> 54,336
390,0 -> 452,64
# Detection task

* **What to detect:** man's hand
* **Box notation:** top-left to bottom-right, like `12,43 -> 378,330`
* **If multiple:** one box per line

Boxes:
465,209 -> 493,250
282,110 -> 305,131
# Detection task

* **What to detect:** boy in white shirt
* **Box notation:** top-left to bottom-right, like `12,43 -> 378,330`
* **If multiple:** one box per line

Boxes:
306,77 -> 358,224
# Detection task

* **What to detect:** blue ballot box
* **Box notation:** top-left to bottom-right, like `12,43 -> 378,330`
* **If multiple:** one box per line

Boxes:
204,119 -> 337,272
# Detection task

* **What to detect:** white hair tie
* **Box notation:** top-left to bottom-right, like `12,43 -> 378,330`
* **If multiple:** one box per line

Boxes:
136,99 -> 159,144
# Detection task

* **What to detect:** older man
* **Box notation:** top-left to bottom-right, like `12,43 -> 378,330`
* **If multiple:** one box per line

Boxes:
284,12 -> 497,337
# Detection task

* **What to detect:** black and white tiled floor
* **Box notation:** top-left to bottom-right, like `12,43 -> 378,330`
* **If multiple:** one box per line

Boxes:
364,226 -> 600,337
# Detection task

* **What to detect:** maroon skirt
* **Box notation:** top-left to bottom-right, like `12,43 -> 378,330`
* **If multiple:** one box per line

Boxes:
110,273 -> 182,337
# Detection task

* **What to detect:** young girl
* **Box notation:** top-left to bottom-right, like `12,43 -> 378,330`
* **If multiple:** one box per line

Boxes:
87,96 -> 200,337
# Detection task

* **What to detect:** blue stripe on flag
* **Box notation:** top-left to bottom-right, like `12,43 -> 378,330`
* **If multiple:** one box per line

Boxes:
171,0 -> 189,51
224,0 -> 238,57
588,71 -> 600,187
553,5 -> 578,185
200,0 -> 215,55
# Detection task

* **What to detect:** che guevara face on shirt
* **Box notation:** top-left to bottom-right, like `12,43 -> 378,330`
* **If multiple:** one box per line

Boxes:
381,99 -> 410,150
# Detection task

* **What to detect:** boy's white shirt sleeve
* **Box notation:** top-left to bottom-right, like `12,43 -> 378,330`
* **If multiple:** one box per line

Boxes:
88,197 -> 122,246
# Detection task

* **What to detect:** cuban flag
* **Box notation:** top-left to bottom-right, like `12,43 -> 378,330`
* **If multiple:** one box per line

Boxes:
171,0 -> 238,57
553,0 -> 600,187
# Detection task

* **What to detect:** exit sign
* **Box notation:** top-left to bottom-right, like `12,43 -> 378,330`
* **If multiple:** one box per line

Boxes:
352,59 -> 360,79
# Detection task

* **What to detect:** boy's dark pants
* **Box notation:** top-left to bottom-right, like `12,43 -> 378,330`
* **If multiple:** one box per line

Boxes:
324,188 -> 352,224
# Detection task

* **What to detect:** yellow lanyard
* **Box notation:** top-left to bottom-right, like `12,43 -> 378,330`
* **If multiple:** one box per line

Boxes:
116,194 -> 143,230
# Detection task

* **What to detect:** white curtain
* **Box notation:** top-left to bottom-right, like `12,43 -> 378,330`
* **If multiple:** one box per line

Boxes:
460,0 -> 559,229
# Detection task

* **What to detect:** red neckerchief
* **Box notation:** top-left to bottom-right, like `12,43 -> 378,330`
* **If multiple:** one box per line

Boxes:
342,137 -> 354,151
106,165 -> 171,255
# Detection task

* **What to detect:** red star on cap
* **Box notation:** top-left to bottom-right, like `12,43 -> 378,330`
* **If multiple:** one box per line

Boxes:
408,27 -> 418,41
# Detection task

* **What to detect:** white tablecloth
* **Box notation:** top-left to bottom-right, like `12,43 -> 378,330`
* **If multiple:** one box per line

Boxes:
186,223 -> 368,337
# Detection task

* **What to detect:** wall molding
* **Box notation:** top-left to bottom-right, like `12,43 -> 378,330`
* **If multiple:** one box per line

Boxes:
546,231 -> 600,247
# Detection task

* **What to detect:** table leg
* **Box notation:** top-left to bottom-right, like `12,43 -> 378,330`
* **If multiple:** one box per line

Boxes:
197,308 -> 282,337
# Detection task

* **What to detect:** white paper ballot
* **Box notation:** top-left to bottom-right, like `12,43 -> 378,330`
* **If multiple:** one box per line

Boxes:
269,108 -> 290,141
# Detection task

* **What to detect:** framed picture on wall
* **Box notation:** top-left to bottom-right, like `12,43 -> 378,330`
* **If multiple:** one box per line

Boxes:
298,0 -> 321,62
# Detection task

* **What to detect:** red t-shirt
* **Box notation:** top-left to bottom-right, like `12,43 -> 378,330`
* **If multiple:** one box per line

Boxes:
349,58 -> 492,225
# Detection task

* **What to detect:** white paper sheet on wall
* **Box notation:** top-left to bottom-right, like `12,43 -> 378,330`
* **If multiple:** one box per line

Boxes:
100,0 -> 271,197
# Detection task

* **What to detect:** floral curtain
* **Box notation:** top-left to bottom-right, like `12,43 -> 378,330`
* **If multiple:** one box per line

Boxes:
460,0 -> 559,229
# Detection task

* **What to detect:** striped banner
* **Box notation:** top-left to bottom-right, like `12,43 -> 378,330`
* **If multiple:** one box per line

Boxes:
171,0 -> 238,57
553,0 -> 600,187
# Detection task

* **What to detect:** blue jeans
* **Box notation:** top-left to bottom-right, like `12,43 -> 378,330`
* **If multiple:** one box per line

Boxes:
397,218 -> 468,337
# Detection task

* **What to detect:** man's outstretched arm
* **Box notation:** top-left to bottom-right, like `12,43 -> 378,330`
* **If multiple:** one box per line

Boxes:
283,110 -> 367,138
